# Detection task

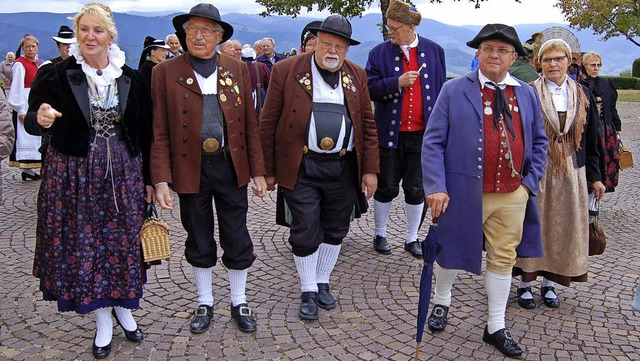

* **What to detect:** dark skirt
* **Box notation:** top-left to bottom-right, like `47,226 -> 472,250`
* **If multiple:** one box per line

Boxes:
589,114 -> 619,193
33,134 -> 146,314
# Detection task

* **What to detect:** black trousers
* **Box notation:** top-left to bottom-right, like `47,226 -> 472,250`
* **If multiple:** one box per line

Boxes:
374,131 -> 425,205
178,153 -> 255,269
283,152 -> 357,257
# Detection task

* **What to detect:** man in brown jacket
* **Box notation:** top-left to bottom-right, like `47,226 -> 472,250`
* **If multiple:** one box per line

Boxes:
151,3 -> 266,334
260,15 -> 379,321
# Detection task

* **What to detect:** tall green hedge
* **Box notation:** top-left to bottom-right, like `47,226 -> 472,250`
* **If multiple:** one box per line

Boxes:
602,76 -> 640,90
633,58 -> 640,77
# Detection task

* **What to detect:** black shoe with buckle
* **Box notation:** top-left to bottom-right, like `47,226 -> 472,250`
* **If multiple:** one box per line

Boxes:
482,326 -> 523,358
92,333 -> 111,359
230,303 -> 257,332
427,304 -> 449,332
299,291 -> 318,320
373,235 -> 391,254
111,309 -> 144,342
404,241 -> 423,258
541,286 -> 560,308
516,287 -> 536,309
190,305 -> 213,334
316,283 -> 336,310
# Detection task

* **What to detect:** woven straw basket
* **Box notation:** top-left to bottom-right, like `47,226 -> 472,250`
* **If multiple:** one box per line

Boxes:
620,141 -> 634,170
140,204 -> 171,262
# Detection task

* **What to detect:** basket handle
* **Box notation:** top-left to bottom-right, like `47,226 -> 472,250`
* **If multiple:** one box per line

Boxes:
145,201 -> 159,219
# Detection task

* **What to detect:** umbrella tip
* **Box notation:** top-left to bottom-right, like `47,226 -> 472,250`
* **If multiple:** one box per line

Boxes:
415,344 -> 420,360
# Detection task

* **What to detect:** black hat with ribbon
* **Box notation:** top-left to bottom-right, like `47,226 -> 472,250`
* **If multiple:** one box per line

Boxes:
467,23 -> 528,57
172,3 -> 233,50
300,20 -> 322,47
52,25 -> 76,44
138,36 -> 170,69
308,15 -> 360,46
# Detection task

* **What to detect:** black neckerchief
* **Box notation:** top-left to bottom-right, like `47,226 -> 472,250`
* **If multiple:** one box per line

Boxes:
189,53 -> 218,78
313,56 -> 340,89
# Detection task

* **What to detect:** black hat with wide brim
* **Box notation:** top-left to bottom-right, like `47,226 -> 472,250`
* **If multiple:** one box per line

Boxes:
172,3 -> 233,50
309,15 -> 360,46
466,23 -> 528,57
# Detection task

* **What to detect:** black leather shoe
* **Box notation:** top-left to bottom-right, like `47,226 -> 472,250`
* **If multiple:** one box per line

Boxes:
516,287 -> 536,309
111,309 -> 144,342
482,326 -> 523,358
427,304 -> 448,332
230,303 -> 257,332
316,283 -> 336,310
541,286 -> 560,308
92,335 -> 111,359
190,305 -> 213,334
373,235 -> 391,254
299,291 -> 318,320
404,241 -> 423,258
21,172 -> 41,181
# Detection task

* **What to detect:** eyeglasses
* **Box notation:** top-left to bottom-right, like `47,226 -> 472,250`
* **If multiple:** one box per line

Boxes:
183,25 -> 220,37
319,41 -> 347,53
586,63 -> 603,68
385,23 -> 407,32
541,56 -> 567,64
479,45 -> 515,56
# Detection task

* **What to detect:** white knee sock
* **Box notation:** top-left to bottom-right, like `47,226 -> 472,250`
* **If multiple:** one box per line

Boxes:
228,268 -> 248,307
485,271 -> 511,334
316,243 -> 341,284
374,200 -> 392,237
94,307 -> 113,347
113,306 -> 137,331
293,251 -> 319,293
405,202 -> 424,244
432,264 -> 459,307
193,266 -> 214,307
518,280 -> 533,299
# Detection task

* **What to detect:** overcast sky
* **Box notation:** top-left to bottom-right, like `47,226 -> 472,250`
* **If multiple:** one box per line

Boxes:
0,0 -> 567,26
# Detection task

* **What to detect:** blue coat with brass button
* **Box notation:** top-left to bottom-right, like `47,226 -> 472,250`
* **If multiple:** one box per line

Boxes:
150,53 -> 266,193
366,35 -> 446,149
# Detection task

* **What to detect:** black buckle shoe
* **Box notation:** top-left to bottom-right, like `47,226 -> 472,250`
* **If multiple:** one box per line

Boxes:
516,287 -> 536,309
190,305 -> 213,334
21,171 -> 41,181
92,334 -> 112,359
230,303 -> 257,332
299,291 -> 318,320
404,241 -> 423,258
111,309 -> 144,342
541,286 -> 560,308
482,326 -> 523,358
427,304 -> 449,332
317,283 -> 336,310
373,235 -> 391,254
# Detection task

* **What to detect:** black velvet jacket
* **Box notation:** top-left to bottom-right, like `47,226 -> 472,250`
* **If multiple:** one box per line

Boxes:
579,76 -> 622,131
24,56 -> 152,183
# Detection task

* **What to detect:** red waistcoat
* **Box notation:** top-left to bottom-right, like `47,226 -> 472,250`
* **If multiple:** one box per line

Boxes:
399,47 -> 424,132
14,56 -> 41,88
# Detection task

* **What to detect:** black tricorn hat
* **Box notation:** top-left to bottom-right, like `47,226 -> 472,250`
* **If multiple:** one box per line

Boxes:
309,15 -> 360,46
300,20 -> 322,47
172,3 -> 234,50
466,24 -> 528,57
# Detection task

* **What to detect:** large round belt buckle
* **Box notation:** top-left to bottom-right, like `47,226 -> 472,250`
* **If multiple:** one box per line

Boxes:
320,137 -> 334,150
203,138 -> 220,153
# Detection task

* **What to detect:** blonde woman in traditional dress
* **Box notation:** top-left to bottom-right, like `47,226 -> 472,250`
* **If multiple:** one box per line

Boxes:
513,39 -> 605,309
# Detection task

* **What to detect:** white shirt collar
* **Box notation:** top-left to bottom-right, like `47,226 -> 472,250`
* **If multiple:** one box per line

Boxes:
478,70 -> 521,89
69,42 -> 125,86
400,33 -> 419,59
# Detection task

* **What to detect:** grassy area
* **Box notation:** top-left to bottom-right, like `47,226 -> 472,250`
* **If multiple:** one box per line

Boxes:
618,89 -> 640,102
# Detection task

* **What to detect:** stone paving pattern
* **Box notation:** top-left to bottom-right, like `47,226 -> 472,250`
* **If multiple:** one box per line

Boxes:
1,102 -> 639,360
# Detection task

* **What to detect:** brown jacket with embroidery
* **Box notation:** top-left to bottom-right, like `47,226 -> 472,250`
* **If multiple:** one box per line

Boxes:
150,53 -> 265,193
260,51 -> 379,190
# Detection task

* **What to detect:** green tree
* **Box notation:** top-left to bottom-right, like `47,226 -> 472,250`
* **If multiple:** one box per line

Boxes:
556,0 -> 640,47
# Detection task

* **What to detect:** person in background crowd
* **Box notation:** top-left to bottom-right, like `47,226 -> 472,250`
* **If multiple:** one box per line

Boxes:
257,37 -> 286,71
8,34 -> 42,181
509,36 -> 539,83
41,25 -> 76,66
0,89 -> 15,203
240,47 -> 270,116
299,20 -> 321,53
253,39 -> 264,58
423,24 -> 548,358
165,33 -> 183,58
137,36 -> 170,87
231,39 -> 242,58
151,3 -> 266,335
25,3 -> 153,358
366,0 -> 446,258
0,52 -> 15,96
579,51 -> 621,199
260,14 -> 379,322
219,39 -> 237,57
513,39 -> 605,310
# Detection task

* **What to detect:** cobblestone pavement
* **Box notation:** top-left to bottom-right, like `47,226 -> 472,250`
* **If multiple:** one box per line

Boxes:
1,103 -> 639,360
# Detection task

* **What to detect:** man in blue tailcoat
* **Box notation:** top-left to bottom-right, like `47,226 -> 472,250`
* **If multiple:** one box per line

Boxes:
421,24 -> 548,358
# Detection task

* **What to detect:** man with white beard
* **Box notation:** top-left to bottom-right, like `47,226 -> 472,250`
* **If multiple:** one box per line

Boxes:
260,15 -> 379,321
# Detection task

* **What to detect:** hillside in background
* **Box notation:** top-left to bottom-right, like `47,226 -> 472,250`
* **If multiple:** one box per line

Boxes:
0,11 -> 637,76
